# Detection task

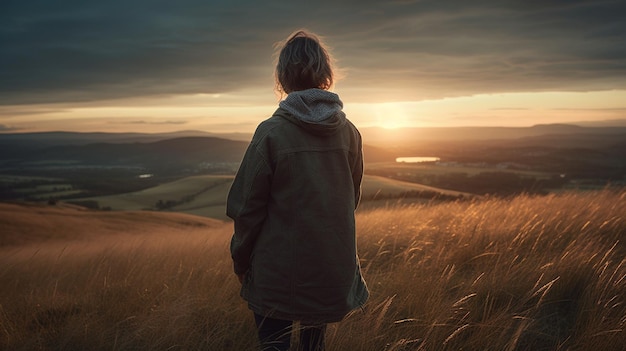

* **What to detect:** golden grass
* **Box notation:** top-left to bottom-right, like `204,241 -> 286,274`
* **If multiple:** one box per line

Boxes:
0,202 -> 223,246
1,190 -> 625,350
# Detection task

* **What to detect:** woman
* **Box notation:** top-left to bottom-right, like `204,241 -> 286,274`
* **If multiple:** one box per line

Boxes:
227,29 -> 369,351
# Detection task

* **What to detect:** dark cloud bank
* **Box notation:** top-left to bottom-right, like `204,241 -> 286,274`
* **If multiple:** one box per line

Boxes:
1,0 -> 625,105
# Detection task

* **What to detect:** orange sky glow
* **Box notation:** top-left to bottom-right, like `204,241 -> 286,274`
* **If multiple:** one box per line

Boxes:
1,1 -> 625,134
2,90 -> 625,134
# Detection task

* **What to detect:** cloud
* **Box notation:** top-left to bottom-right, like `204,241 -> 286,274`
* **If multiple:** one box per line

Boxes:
491,108 -> 531,111
0,124 -> 20,132
127,120 -> 188,125
0,0 -> 281,104
333,1 -> 626,100
0,106 -> 68,116
552,107 -> 626,111
0,0 -> 625,105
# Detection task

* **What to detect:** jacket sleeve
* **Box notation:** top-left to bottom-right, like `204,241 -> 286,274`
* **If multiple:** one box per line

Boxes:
226,141 -> 272,275
352,130 -> 364,209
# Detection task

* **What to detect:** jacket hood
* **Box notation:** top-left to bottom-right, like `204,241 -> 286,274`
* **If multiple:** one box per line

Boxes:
278,88 -> 346,136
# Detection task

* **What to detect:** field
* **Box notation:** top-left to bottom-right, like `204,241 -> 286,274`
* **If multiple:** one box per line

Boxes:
365,162 -> 569,196
0,190 -> 624,350
366,162 -> 549,177
68,175 -> 472,221
361,174 -> 472,198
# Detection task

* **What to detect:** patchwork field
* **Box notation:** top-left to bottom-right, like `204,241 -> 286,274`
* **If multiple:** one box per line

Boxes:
69,174 -> 471,220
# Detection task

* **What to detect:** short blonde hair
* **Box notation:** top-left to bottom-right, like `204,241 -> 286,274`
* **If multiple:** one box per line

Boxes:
274,30 -> 335,96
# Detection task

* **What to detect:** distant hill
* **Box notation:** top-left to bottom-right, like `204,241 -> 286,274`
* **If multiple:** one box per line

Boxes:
570,119 -> 626,127
357,125 -> 626,178
0,133 -> 395,168
359,124 -> 626,147
0,136 -> 249,170
0,130 -> 253,147
1,127 -> 623,196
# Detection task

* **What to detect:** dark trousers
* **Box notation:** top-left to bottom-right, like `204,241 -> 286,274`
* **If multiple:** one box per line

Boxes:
254,313 -> 326,351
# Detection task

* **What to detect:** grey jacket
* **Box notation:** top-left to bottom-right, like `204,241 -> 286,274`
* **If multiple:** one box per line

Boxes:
227,89 -> 369,323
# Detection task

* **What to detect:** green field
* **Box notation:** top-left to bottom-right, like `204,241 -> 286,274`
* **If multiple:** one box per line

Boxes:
1,176 -> 82,201
71,174 -> 468,220
366,161 -> 565,195
361,174 -> 471,198
0,175 -> 63,183
367,161 -> 553,178
74,175 -> 233,218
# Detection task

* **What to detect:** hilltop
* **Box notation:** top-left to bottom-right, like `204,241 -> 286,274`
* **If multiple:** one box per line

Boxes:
0,190 -> 624,350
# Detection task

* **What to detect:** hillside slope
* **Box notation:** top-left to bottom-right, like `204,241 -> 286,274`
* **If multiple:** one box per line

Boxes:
0,202 -> 222,246
0,191 -> 624,350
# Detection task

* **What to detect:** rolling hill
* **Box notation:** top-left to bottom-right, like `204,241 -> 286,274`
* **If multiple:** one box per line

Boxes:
1,125 -> 624,204
0,134 -> 396,170
0,201 -> 222,247
359,123 -> 626,147
68,174 -> 472,220
1,136 -> 249,168
73,175 -> 234,220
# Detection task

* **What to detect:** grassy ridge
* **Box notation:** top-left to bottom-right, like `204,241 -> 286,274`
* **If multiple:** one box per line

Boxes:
0,190 -> 625,350
0,202 -> 222,246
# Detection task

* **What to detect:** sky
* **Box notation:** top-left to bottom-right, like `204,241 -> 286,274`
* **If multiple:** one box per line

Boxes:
1,0 -> 625,134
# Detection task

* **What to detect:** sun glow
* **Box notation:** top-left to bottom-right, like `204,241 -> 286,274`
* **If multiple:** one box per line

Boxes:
372,102 -> 412,129
341,90 -> 626,130
2,90 -> 625,134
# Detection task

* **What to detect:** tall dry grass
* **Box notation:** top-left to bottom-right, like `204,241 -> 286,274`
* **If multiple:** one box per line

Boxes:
351,190 -> 625,351
0,190 -> 625,350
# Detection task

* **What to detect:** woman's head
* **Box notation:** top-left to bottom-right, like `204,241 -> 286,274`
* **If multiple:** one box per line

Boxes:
275,30 -> 335,96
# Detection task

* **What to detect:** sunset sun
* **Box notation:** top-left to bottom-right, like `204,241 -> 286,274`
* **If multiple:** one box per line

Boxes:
372,102 -> 412,129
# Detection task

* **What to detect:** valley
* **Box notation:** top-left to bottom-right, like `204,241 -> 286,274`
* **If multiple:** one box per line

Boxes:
1,124 -> 624,220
